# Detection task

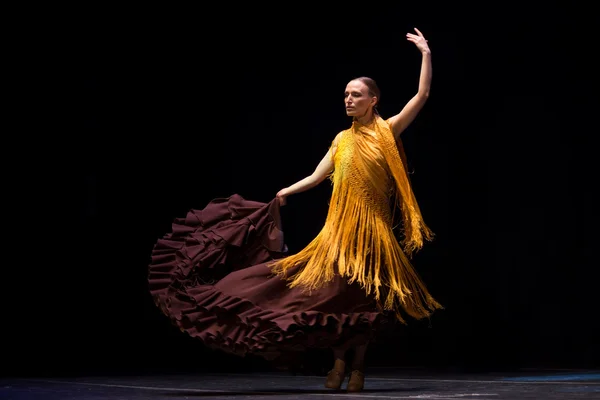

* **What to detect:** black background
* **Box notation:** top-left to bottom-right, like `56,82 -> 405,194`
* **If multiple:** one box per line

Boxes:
8,4 -> 598,377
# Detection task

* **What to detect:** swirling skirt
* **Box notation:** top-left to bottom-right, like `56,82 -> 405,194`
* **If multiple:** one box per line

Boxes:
148,194 -> 391,361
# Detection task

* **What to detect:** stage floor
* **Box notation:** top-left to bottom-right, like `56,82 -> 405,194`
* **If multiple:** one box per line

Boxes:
2,369 -> 599,399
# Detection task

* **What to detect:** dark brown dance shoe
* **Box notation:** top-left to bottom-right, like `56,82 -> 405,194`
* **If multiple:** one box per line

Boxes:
346,370 -> 365,392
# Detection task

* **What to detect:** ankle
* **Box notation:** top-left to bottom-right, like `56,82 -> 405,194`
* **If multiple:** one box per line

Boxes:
351,363 -> 364,373
333,358 -> 346,372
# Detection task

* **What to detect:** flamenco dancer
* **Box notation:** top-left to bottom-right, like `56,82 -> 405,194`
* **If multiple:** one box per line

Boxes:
148,27 -> 442,392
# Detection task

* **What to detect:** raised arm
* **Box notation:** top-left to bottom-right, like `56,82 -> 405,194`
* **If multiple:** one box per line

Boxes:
387,27 -> 432,139
276,133 -> 341,205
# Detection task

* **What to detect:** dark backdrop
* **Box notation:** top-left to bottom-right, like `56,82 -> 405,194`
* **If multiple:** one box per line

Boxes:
9,4 -> 598,377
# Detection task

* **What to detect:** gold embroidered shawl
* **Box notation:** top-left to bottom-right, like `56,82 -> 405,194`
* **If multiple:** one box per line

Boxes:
269,115 -> 442,322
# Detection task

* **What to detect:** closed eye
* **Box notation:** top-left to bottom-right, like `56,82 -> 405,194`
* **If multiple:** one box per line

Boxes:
344,91 -> 363,97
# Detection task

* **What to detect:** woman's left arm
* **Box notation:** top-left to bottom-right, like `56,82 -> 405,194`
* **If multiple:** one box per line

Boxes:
388,27 -> 432,139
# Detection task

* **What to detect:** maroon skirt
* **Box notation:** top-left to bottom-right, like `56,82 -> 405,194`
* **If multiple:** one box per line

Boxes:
148,194 -> 391,360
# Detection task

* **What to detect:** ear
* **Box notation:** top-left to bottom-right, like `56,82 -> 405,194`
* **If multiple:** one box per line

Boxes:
371,96 -> 378,107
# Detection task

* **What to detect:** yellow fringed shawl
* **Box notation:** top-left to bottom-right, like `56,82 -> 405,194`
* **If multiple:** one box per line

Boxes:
269,115 -> 442,323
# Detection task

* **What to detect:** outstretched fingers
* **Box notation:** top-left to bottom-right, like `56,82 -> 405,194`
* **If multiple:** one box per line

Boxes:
406,29 -> 428,43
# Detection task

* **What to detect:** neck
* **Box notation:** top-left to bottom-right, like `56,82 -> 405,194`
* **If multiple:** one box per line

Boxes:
354,109 -> 375,126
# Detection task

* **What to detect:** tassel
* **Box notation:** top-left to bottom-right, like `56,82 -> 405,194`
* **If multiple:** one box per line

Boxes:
268,116 -> 442,323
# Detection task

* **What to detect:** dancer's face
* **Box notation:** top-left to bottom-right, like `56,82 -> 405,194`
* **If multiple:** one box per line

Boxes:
344,80 -> 376,117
